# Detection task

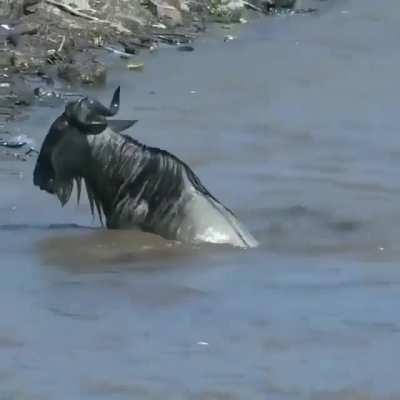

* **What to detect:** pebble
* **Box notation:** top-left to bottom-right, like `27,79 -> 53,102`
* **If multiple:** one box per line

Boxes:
177,45 -> 194,52
224,35 -> 237,42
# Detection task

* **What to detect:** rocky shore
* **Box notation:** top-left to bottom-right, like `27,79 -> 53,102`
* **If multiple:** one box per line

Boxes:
0,0 -> 315,159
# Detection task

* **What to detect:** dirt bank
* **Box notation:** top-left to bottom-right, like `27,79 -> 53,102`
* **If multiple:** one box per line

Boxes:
0,0 -> 316,160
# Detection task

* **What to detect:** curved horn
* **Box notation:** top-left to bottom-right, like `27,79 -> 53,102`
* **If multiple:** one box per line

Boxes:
87,86 -> 120,117
108,86 -> 120,116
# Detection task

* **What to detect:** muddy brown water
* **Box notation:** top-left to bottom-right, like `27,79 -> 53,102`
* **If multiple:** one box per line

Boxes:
1,0 -> 400,398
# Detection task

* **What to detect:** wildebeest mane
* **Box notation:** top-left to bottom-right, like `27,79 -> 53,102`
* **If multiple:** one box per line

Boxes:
123,139 -> 248,244
122,138 -> 248,243
117,132 -> 229,210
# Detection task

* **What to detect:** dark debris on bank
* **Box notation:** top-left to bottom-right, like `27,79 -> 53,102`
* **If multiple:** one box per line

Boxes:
0,0 -> 318,160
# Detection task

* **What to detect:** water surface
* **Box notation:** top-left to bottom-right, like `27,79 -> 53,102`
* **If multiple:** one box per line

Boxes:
1,0 -> 400,398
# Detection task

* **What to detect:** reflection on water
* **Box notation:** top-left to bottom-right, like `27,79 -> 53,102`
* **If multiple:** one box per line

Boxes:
2,0 -> 400,398
37,229 -> 236,271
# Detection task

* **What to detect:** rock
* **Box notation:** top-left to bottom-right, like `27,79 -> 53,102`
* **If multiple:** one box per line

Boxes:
223,34 -> 237,42
36,70 -> 55,86
0,0 -> 24,20
0,51 -> 13,67
123,44 -> 137,55
6,33 -> 20,47
209,0 -> 245,23
11,51 -> 31,70
33,87 -> 64,107
127,62 -> 144,71
81,62 -> 106,84
5,21 -> 40,46
57,64 -> 79,83
152,22 -> 167,29
13,92 -> 33,106
11,51 -> 43,71
157,3 -> 183,27
86,0 -> 154,31
0,149 -> 29,161
177,44 -> 194,51
103,46 -> 131,58
121,37 -> 152,50
58,58 -> 106,85
12,22 -> 40,37
23,0 -> 41,15
13,77 -> 35,105
257,0 -> 296,13
149,44 -> 158,52
147,0 -> 189,27
0,138 -> 27,149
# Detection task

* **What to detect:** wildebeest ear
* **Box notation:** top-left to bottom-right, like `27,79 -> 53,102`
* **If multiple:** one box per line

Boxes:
107,119 -> 138,133
82,115 -> 108,135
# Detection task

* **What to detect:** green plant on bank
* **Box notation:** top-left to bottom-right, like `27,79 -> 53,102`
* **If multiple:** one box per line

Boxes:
207,0 -> 240,22
208,0 -> 232,19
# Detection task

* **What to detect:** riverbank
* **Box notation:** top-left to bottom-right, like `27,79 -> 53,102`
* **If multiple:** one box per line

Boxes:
0,0 -> 319,156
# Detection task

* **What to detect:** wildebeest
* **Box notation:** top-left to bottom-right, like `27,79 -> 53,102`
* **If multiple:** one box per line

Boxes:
33,87 -> 258,248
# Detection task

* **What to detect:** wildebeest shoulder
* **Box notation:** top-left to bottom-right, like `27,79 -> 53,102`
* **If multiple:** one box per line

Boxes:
116,133 -> 230,221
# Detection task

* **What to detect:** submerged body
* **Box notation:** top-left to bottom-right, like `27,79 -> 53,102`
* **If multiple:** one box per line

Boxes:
86,128 -> 258,248
33,87 -> 258,248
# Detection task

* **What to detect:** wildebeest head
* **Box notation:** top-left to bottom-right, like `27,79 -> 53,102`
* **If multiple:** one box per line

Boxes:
33,87 -> 136,207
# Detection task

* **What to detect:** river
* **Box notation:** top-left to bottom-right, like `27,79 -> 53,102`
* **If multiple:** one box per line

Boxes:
1,0 -> 400,398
